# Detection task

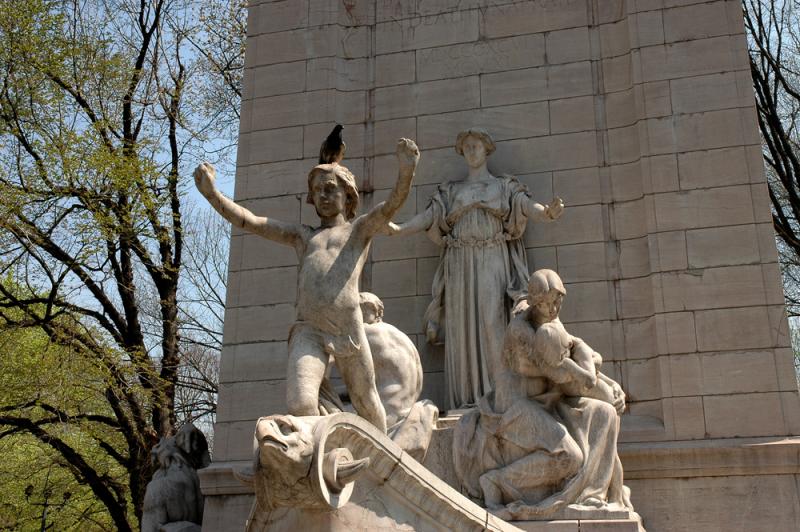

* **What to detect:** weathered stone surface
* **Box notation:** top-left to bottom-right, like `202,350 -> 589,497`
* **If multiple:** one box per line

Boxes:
207,1 -> 800,530
623,437 -> 800,531
376,10 -> 480,54
416,34 -> 546,82
482,62 -> 594,107
375,77 -> 481,120
452,270 -> 636,523
417,103 -> 550,150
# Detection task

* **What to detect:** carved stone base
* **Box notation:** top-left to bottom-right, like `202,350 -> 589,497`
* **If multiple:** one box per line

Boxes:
511,508 -> 644,532
543,508 -> 636,521
200,418 -> 800,531
251,477 -> 519,532
237,413 -> 522,532
514,519 -> 642,532
421,419 -> 800,532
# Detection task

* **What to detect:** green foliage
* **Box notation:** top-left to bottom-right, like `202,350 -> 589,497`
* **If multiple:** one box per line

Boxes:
0,315 -> 126,530
0,438 -> 97,530
0,0 -> 240,528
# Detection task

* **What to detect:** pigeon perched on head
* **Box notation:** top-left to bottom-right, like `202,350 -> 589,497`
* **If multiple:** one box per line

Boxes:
319,124 -> 346,164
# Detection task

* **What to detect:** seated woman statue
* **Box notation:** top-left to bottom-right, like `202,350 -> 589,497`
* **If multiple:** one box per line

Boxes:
453,269 -> 635,521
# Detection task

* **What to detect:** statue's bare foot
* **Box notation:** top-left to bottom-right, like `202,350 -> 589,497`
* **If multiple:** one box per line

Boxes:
488,500 -> 526,520
479,472 -> 505,510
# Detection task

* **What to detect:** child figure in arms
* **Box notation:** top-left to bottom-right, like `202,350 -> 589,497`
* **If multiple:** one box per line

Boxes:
194,138 -> 421,433
526,269 -> 625,414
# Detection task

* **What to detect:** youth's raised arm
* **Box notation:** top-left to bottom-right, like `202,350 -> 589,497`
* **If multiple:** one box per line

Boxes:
362,139 -> 419,233
194,163 -> 304,246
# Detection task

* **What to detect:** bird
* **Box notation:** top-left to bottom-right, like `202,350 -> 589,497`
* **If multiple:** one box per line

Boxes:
319,124 -> 346,164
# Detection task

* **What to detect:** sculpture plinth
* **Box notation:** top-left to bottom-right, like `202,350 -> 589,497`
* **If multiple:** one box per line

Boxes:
240,413 -> 518,532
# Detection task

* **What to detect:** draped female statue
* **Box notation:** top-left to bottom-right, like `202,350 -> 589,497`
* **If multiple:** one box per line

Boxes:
387,128 -> 563,409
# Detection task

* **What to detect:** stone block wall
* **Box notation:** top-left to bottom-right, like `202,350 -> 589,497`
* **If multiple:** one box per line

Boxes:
201,2 -> 800,530
212,0 -> 800,466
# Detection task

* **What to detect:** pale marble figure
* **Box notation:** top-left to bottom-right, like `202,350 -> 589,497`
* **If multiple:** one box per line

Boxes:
387,128 -> 564,409
194,139 -> 420,433
141,424 -> 211,532
453,269 -> 636,521
360,292 -> 423,428
359,291 -> 438,461
323,292 -> 438,460
525,271 -> 625,411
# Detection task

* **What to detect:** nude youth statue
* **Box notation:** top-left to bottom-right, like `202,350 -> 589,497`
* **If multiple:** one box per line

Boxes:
194,138 -> 420,433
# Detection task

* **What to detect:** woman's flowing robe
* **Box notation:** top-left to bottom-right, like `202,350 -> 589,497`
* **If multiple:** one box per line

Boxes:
423,176 -> 531,409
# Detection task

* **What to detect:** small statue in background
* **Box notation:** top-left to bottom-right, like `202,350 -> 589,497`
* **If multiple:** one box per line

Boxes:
358,292 -> 438,461
141,423 -> 211,532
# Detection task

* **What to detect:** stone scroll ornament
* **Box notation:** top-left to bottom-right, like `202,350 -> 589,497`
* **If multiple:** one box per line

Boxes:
141,423 -> 211,532
235,412 -> 521,532
452,269 -> 645,530
386,128 -> 565,410
239,414 -> 370,515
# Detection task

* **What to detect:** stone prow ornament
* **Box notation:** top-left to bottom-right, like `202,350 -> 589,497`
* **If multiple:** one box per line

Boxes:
235,414 -> 370,514
239,412 -> 522,532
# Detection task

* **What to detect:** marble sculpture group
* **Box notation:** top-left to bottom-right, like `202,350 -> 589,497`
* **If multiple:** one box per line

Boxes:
139,127 -> 643,530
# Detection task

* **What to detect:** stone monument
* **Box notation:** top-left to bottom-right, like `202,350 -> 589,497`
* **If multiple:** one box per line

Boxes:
200,1 -> 800,531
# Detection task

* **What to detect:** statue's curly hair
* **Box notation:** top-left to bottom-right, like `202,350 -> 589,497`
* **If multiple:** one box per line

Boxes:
527,269 -> 566,306
454,127 -> 496,156
358,292 -> 384,322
